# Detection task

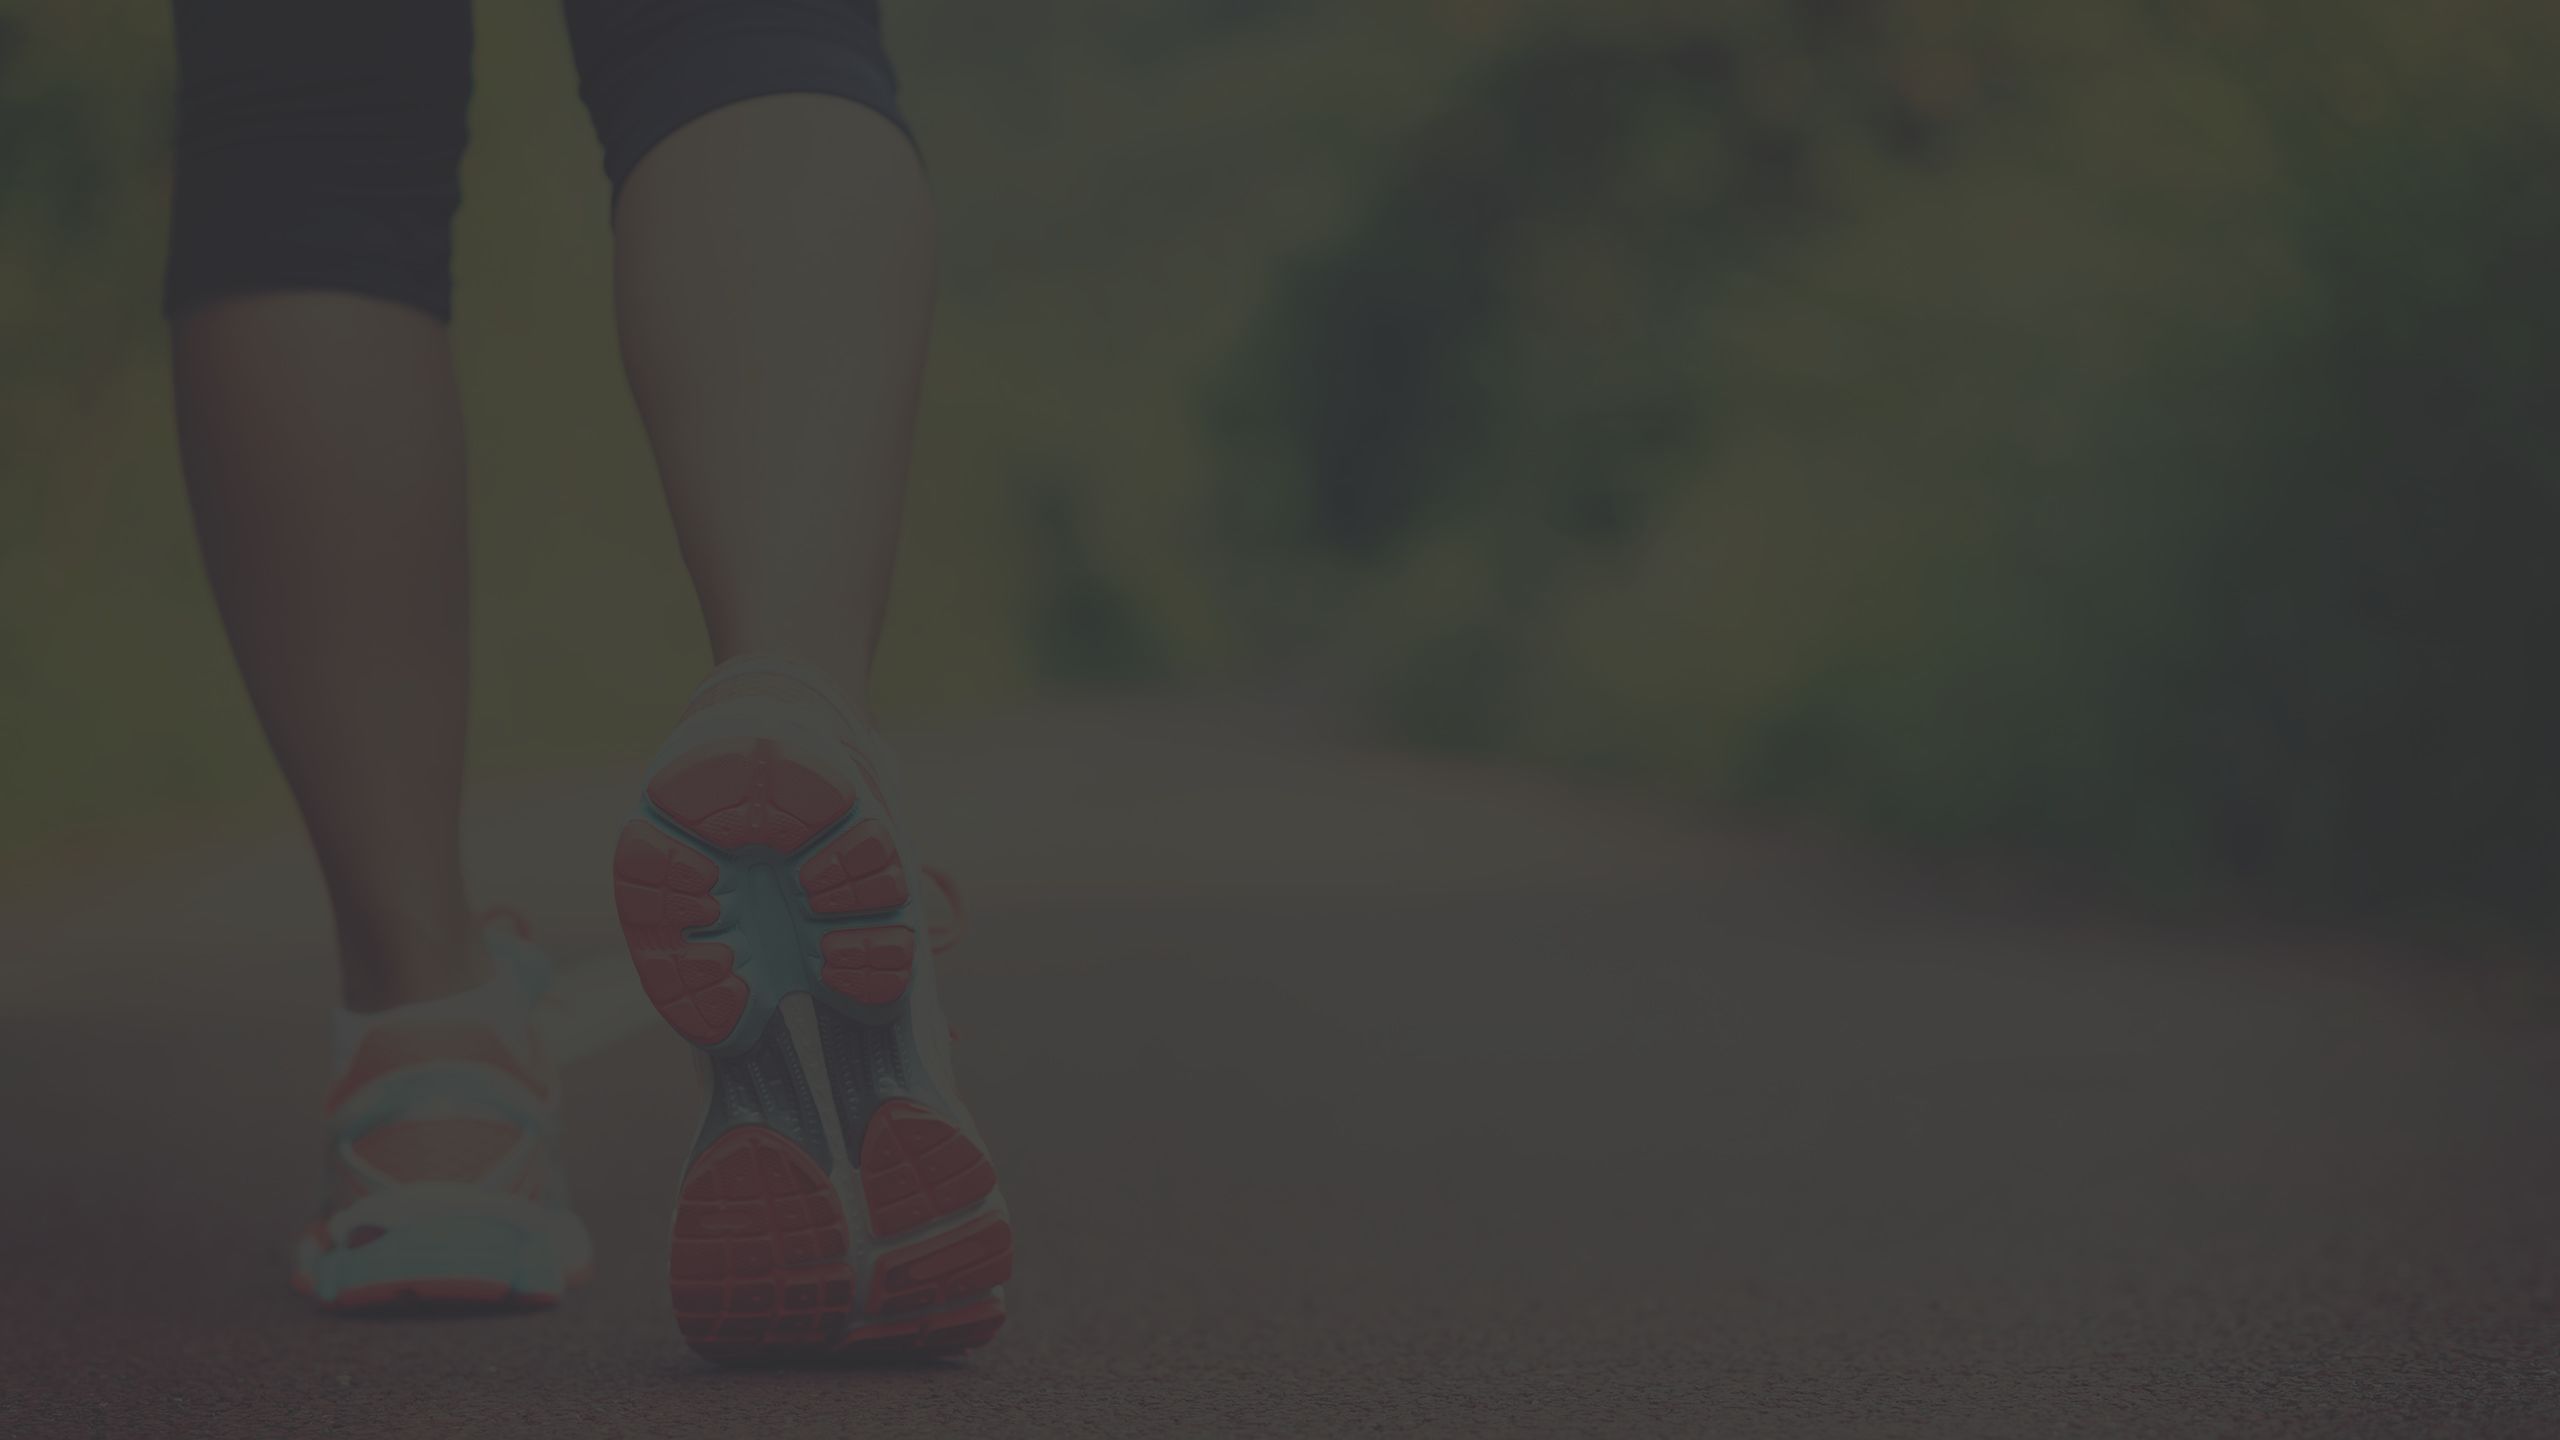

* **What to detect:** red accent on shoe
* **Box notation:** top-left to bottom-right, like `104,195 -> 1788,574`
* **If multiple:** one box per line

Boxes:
322,1276 -> 558,1313
917,1297 -> 1008,1351
646,738 -> 854,855
348,1116 -> 524,1185
614,822 -> 749,1046
867,1214 -> 1013,1320
670,1127 -> 857,1362
324,1022 -> 550,1113
819,927 -> 915,1007
613,824 -> 723,928
796,819 -> 909,915
858,1100 -> 997,1239
474,904 -> 535,940
838,1295 -> 1008,1354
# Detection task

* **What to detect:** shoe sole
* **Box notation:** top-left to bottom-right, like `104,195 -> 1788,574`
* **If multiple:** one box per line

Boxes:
294,1211 -> 592,1315
614,731 -> 1010,1363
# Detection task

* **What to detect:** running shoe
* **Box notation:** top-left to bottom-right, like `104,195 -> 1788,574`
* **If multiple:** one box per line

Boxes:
613,657 -> 1011,1362
293,914 -> 593,1311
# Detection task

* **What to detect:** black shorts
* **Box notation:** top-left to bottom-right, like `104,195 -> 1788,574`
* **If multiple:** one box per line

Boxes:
163,0 -> 910,323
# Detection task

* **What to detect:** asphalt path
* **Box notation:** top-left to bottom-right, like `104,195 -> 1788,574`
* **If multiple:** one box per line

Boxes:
5,699 -> 2558,1437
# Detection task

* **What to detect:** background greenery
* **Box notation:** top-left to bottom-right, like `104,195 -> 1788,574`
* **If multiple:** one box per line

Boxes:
8,0 -> 2560,928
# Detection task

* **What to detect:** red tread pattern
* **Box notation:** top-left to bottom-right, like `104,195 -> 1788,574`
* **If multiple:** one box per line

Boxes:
614,822 -> 749,1046
671,1127 -> 857,1360
646,738 -> 854,855
612,824 -> 722,929
859,1100 -> 998,1239
796,819 -> 910,915
914,1297 -> 1008,1351
868,1214 -> 1014,1320
839,1296 -> 1008,1354
819,927 -> 916,1007
626,726 -> 1008,1361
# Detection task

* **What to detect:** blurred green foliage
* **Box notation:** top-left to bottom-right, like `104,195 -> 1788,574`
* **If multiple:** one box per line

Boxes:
1220,0 -> 2560,922
8,0 -> 2560,927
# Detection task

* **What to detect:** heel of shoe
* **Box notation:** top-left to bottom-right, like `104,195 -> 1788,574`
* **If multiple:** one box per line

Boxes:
617,730 -> 924,1052
624,718 -> 1007,1360
296,1208 -> 582,1313
671,1125 -> 858,1360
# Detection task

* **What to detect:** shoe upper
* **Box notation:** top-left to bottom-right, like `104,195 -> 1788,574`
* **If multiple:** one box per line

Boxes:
299,920 -> 581,1278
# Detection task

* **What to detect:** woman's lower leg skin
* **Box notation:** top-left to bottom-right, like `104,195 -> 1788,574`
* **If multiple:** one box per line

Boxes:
609,95 -> 938,719
174,291 -> 485,1013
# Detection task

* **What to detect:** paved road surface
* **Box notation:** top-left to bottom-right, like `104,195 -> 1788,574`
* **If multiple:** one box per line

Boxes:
6,699 -> 2558,1437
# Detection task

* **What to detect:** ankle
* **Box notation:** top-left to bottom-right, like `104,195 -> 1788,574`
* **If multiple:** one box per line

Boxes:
328,962 -> 535,1075
336,917 -> 492,1014
695,649 -> 877,731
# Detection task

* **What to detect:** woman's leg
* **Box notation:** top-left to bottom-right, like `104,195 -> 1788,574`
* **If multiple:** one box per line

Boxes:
175,296 -> 481,1012
566,0 -> 931,716
610,95 -> 933,716
172,6 -> 593,1318
568,3 -> 1009,1361
168,0 -> 482,1012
